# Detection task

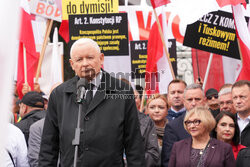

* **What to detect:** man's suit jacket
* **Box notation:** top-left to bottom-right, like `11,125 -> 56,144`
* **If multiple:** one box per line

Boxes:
241,122 -> 250,147
161,111 -> 190,167
39,71 -> 145,167
168,138 -> 236,167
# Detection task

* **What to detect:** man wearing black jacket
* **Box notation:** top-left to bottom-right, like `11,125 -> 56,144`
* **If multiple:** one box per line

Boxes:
15,91 -> 46,144
39,38 -> 145,167
232,80 -> 250,147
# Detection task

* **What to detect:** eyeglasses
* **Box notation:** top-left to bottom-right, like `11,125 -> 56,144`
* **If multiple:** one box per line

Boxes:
184,119 -> 201,127
207,95 -> 218,100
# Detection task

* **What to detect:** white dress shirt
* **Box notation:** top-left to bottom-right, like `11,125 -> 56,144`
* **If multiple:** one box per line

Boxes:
237,114 -> 250,133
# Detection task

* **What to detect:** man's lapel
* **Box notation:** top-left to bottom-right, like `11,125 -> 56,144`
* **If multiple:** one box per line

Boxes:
86,71 -> 114,115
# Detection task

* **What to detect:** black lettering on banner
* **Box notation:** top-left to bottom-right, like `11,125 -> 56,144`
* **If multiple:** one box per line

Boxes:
130,39 -> 177,79
183,10 -> 249,59
69,13 -> 129,56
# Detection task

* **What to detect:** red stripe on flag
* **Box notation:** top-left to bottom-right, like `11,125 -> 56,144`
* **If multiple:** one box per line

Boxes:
232,4 -> 250,81
151,0 -> 170,9
59,20 -> 69,43
17,8 -> 40,98
192,49 -> 225,92
216,0 -> 246,8
146,15 -> 164,95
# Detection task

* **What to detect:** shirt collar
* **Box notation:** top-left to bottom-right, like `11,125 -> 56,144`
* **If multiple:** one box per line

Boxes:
237,113 -> 250,121
170,107 -> 186,113
89,70 -> 102,88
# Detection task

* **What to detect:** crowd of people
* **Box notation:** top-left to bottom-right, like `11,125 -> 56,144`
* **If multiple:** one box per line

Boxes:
4,38 -> 250,167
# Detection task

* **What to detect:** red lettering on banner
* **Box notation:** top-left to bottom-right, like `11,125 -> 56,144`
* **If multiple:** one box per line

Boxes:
128,21 -> 133,41
46,5 -> 54,16
136,11 -> 152,40
172,15 -> 184,43
55,8 -> 61,17
36,2 -> 45,14
165,12 -> 171,24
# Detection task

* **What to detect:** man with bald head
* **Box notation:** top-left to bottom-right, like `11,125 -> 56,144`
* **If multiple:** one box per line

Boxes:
161,84 -> 205,166
39,38 -> 145,166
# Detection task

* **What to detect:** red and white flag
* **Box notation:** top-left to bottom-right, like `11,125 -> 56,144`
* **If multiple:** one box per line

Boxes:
17,0 -> 40,98
232,4 -> 250,81
151,0 -> 170,9
146,0 -> 173,95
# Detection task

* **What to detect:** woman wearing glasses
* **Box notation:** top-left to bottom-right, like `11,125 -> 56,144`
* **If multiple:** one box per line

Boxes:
168,106 -> 236,167
211,111 -> 246,159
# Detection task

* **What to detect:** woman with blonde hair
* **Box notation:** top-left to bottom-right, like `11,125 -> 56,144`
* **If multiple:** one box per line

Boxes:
146,94 -> 168,150
168,106 -> 236,167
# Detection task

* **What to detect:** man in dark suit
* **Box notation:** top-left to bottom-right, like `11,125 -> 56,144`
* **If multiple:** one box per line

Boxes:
38,38 -> 145,166
166,79 -> 187,121
232,80 -> 250,147
161,83 -> 205,167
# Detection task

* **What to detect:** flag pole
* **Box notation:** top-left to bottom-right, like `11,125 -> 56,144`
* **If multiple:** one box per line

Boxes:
195,49 -> 201,81
152,8 -> 175,79
35,19 -> 53,83
202,53 -> 213,90
23,45 -> 28,84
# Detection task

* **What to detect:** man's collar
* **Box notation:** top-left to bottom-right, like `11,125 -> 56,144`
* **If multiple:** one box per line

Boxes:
237,113 -> 250,121
170,107 -> 186,113
89,70 -> 102,88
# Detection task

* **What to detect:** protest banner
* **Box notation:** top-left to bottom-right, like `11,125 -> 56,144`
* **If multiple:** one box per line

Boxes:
69,13 -> 129,56
183,10 -> 247,60
130,40 -> 148,79
62,0 -> 119,20
29,0 -> 61,22
130,39 -> 177,79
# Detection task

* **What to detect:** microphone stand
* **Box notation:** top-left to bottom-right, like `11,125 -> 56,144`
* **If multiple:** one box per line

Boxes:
72,87 -> 86,167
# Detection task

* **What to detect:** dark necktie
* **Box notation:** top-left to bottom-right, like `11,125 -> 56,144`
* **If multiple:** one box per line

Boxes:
86,83 -> 94,108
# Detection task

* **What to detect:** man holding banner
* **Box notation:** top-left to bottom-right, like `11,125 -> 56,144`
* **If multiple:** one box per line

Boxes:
39,38 -> 145,166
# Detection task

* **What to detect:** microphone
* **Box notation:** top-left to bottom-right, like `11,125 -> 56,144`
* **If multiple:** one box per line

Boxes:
76,78 -> 89,103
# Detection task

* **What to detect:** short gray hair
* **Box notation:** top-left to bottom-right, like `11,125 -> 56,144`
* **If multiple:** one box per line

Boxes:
70,38 -> 101,58
184,83 -> 204,98
218,87 -> 232,97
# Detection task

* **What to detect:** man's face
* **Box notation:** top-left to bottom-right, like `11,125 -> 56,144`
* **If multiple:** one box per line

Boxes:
206,94 -> 219,110
219,93 -> 235,113
184,88 -> 204,111
69,43 -> 104,81
232,85 -> 250,113
167,82 -> 186,110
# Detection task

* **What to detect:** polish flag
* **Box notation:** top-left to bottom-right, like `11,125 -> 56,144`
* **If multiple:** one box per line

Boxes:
216,0 -> 246,8
151,0 -> 171,9
59,20 -> 69,43
146,0 -> 173,95
17,0 -> 40,98
192,49 -> 241,91
232,4 -> 250,81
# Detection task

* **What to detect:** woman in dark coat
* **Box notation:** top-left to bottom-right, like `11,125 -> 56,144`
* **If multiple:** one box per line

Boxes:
211,111 -> 245,159
168,106 -> 236,167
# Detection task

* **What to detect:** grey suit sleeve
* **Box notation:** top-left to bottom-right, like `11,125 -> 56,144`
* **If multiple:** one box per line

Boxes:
28,119 -> 44,167
144,118 -> 160,167
161,124 -> 178,167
